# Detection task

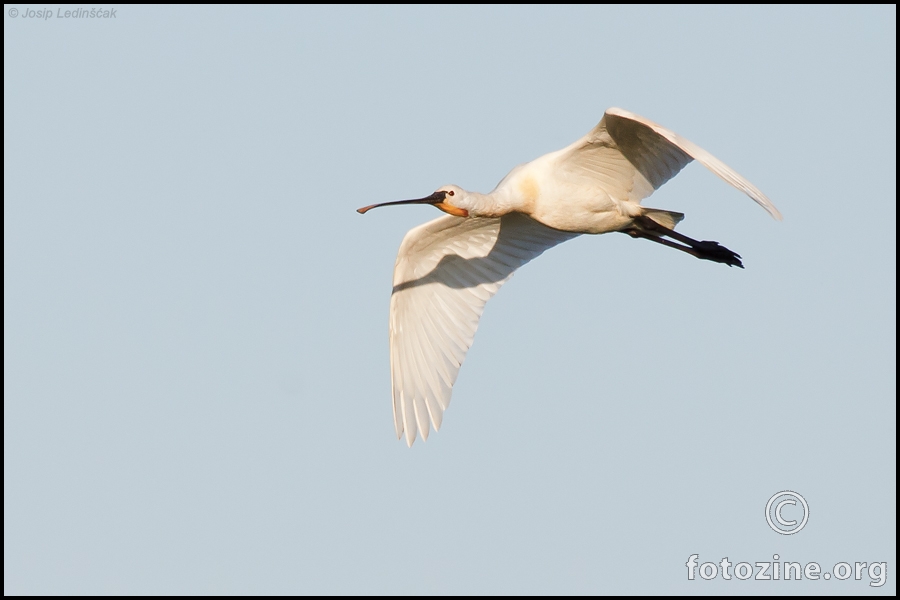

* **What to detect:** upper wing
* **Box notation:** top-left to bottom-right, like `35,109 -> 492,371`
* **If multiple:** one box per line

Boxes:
390,213 -> 579,446
556,107 -> 782,220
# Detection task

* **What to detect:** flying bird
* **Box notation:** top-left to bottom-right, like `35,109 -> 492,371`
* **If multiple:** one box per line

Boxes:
358,107 -> 781,446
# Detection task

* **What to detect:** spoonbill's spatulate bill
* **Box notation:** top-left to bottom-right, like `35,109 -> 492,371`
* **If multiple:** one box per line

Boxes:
358,107 -> 781,446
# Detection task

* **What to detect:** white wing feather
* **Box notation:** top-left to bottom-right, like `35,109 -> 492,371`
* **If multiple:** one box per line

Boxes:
390,213 -> 578,446
557,107 -> 782,219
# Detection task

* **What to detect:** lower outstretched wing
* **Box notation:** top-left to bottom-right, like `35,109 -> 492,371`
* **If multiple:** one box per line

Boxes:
390,213 -> 579,446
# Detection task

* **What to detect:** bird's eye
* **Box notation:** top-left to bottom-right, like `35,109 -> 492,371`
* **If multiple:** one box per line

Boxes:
447,190 -> 455,196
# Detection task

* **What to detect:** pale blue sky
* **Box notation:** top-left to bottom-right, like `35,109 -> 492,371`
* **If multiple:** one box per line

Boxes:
4,5 -> 896,594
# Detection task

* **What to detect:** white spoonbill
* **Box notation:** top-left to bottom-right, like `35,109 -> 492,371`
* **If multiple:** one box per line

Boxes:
358,107 -> 781,446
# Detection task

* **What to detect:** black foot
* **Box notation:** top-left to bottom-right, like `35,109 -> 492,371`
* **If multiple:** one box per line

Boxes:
693,240 -> 743,268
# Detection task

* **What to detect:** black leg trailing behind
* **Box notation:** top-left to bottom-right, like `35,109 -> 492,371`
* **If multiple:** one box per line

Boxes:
624,215 -> 744,268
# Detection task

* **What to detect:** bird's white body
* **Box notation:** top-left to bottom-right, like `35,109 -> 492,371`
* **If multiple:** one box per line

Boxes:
490,155 -> 638,233
361,108 -> 781,446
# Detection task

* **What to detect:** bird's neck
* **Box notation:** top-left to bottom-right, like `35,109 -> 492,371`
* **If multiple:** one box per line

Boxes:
467,187 -> 523,218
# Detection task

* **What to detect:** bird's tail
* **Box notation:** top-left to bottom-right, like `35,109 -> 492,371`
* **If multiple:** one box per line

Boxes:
642,208 -> 685,230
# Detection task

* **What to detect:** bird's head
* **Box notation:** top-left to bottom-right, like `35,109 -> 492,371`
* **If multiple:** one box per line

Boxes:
357,185 -> 471,217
